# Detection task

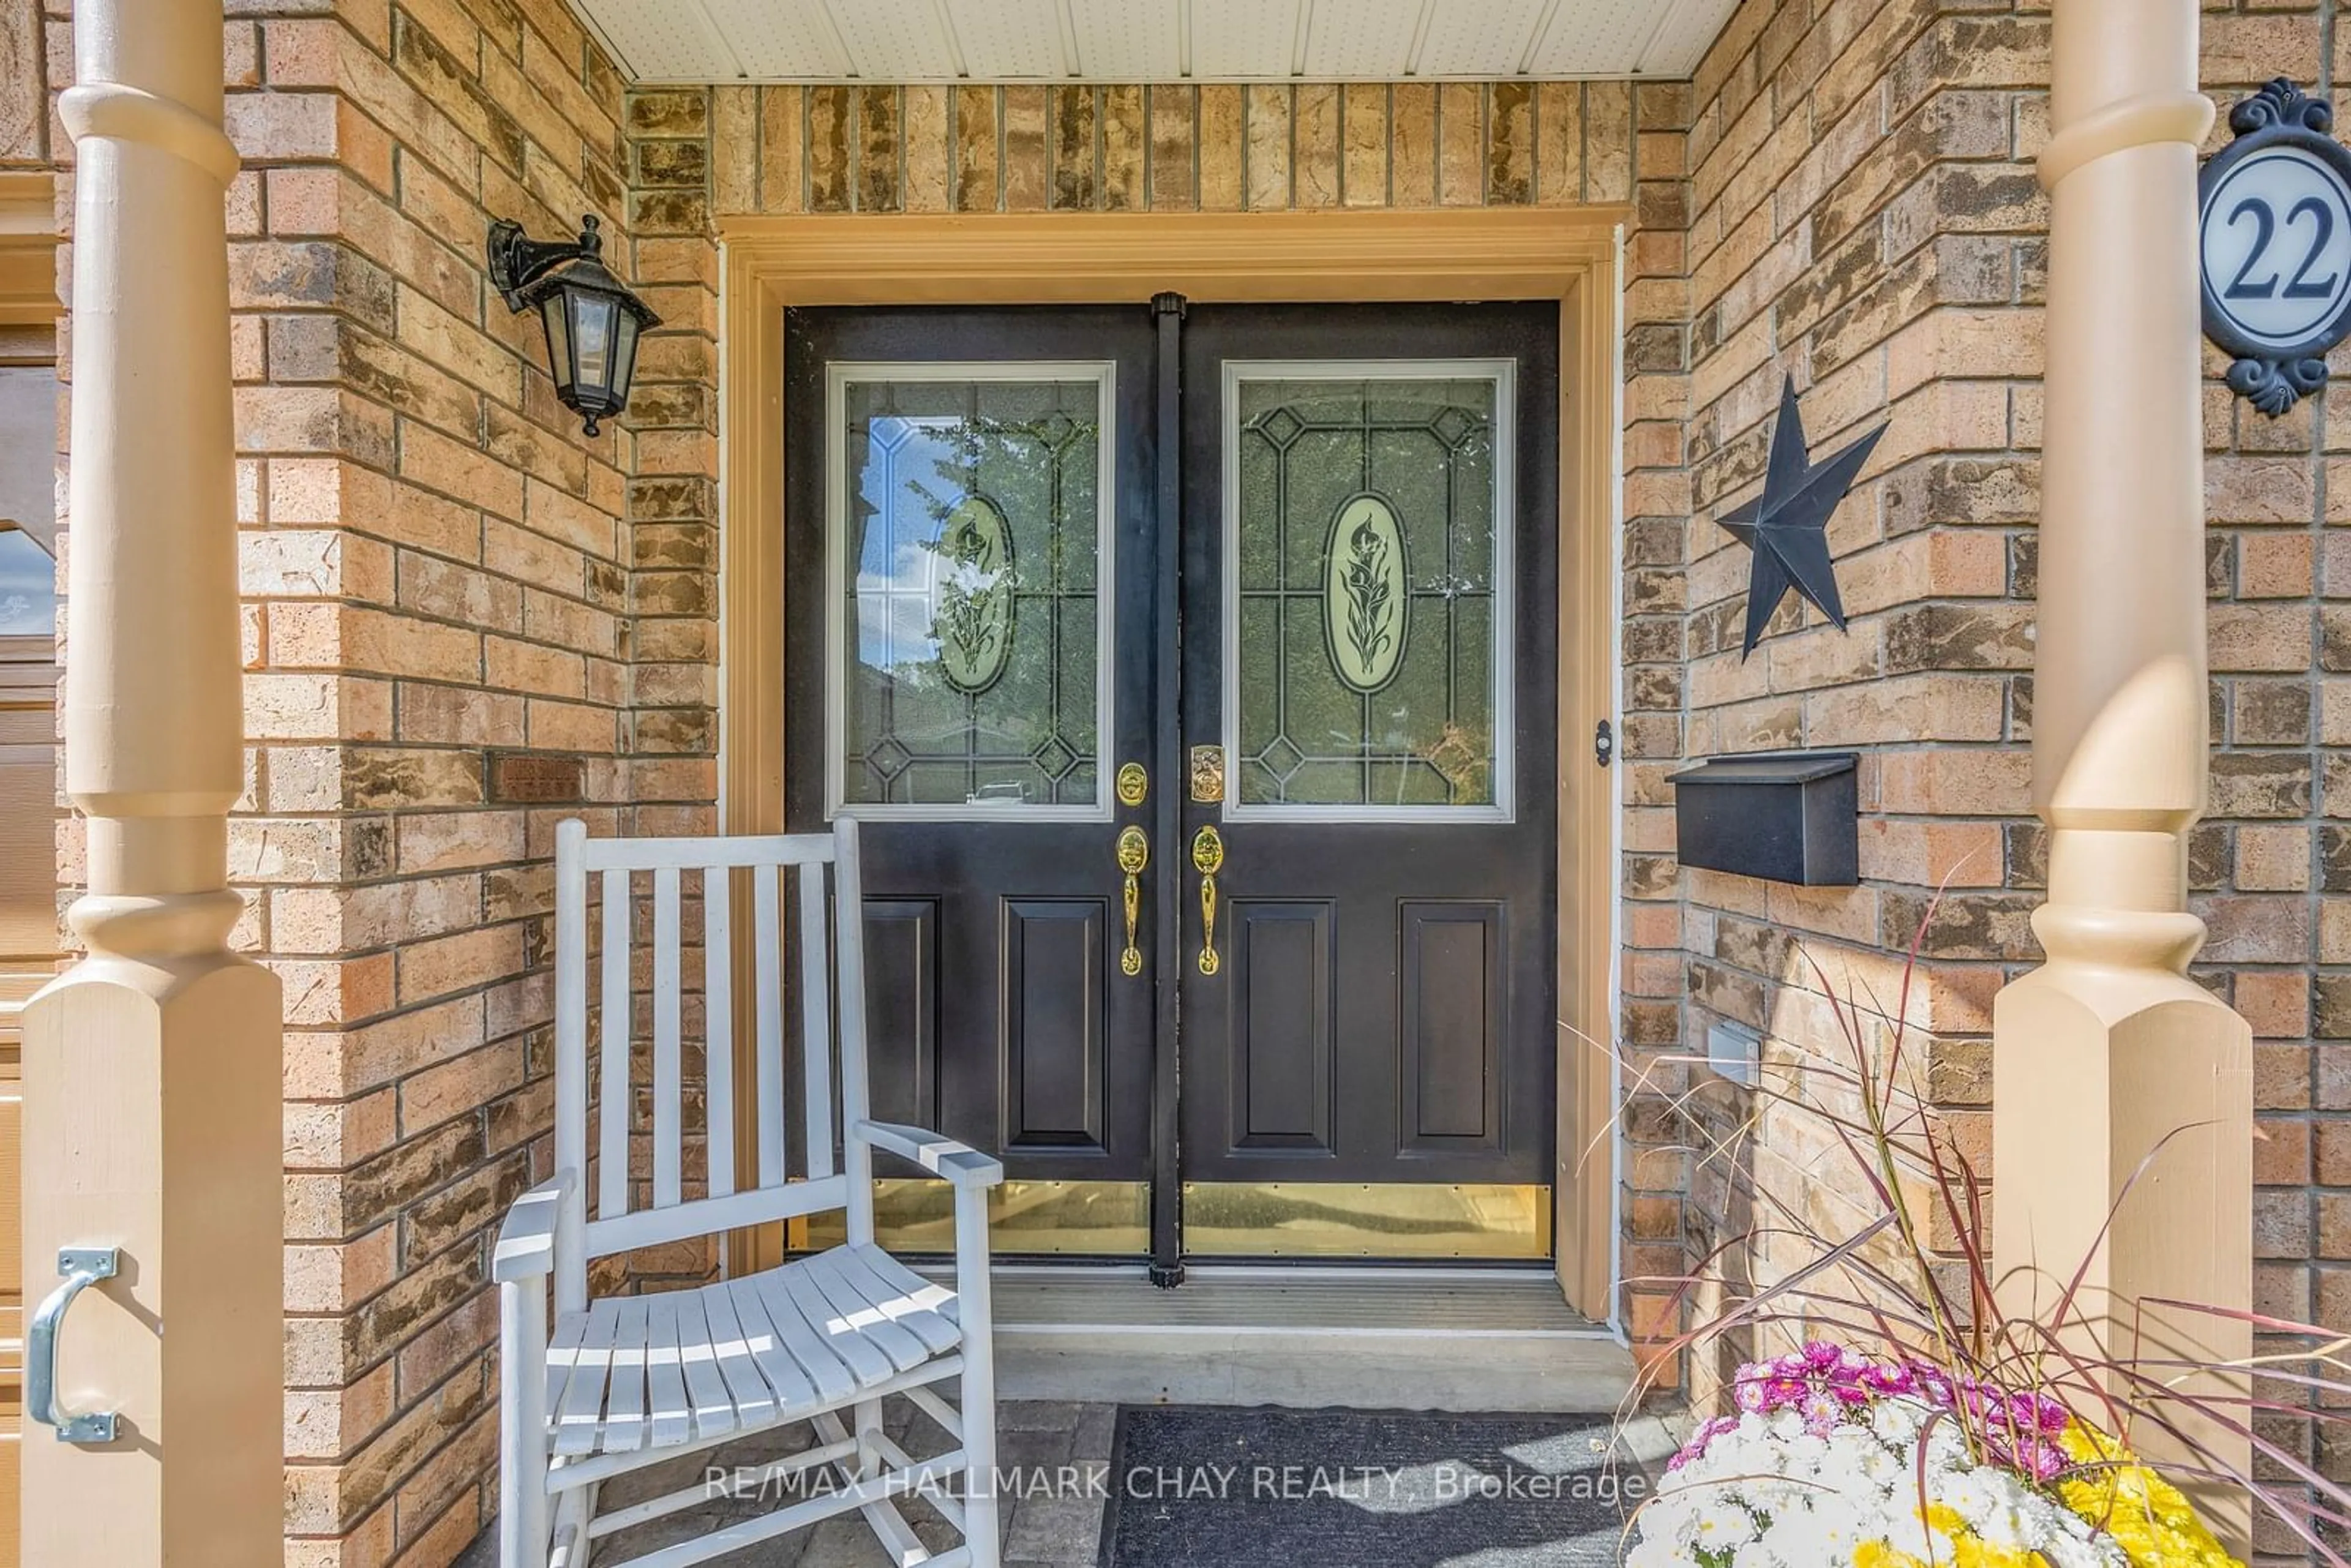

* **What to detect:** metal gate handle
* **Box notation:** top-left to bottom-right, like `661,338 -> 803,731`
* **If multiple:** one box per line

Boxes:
29,1247 -> 121,1444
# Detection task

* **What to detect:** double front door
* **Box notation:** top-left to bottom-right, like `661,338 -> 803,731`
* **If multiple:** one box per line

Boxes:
784,300 -> 1558,1270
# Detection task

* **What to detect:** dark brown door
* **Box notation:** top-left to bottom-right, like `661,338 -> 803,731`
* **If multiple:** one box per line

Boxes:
784,307 -> 1162,1251
784,301 -> 1559,1265
1173,304 -> 1559,1253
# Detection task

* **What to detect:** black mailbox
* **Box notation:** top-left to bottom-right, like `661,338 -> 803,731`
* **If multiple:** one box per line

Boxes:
1668,751 -> 1859,887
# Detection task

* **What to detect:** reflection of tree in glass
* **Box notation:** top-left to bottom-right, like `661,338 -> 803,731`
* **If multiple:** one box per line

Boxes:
910,415 -> 1069,547
909,416 -> 1030,694
909,411 -> 1097,686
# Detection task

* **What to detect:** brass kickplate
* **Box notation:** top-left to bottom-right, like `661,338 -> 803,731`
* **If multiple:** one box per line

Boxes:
797,1179 -> 1150,1256
1181,1182 -> 1551,1260
1190,745 -> 1225,802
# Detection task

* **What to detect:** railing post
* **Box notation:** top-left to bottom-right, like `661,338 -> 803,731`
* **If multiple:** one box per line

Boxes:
19,0 -> 282,1560
1995,0 -> 2252,1547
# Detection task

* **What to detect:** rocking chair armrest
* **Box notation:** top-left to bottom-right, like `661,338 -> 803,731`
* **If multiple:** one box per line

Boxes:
852,1120 -> 1006,1190
493,1171 -> 574,1284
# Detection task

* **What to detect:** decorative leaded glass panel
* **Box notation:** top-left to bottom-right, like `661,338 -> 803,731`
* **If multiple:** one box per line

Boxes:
1228,368 -> 1510,814
833,371 -> 1109,813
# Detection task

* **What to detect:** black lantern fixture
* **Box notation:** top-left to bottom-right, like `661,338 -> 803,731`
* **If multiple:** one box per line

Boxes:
488,214 -> 659,437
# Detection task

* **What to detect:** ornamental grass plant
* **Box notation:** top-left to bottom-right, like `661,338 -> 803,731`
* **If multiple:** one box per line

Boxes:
1614,892 -> 2351,1567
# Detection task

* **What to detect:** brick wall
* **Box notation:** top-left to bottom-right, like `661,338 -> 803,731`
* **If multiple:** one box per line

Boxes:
0,0 -> 43,170
2202,12 -> 2351,1559
222,1 -> 650,1557
1638,2 -> 2349,1559
40,0 -> 686,1559
1621,0 -> 2036,1405
656,79 -> 1640,216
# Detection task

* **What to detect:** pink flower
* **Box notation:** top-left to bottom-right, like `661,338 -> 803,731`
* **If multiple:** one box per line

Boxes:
1861,1365 -> 1916,1397
1667,1414 -> 1742,1470
1909,1365 -> 1957,1407
1689,1343 -> 2085,1492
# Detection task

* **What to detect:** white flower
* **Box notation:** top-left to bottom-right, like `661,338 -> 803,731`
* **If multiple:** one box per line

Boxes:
1805,1493 -> 1875,1555
1632,1398 -> 2133,1568
1870,1398 -> 1924,1446
1750,1507 -> 1838,1565
1689,1497 -> 1757,1551
1940,1468 -> 1997,1530
1624,1534 -> 1682,1568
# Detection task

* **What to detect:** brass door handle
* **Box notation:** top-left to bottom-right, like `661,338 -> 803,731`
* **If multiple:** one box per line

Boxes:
1192,825 -> 1224,976
1117,826 -> 1149,976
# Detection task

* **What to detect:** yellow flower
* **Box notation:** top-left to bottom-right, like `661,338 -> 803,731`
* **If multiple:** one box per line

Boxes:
1853,1506 -> 2047,1568
2054,1424 -> 2244,1568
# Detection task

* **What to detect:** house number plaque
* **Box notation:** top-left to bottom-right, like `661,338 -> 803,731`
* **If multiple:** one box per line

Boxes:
2201,78 -> 2351,415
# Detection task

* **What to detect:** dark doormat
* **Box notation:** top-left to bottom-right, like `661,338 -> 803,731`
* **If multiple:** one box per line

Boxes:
1098,1406 -> 1649,1567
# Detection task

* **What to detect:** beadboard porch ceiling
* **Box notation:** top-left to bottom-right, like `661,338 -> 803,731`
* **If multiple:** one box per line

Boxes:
575,0 -> 1741,85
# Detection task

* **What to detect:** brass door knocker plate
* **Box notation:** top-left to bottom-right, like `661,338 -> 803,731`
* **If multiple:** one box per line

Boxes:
1190,746 -> 1225,803
1116,825 -> 1149,976
1116,762 -> 1149,807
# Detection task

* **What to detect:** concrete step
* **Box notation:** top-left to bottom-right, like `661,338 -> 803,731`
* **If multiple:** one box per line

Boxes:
975,1267 -> 1637,1412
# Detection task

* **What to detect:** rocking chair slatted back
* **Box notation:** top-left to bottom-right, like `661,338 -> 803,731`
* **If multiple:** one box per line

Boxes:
552,819 -> 866,1313
797,863 -> 832,1182
703,864 -> 732,1198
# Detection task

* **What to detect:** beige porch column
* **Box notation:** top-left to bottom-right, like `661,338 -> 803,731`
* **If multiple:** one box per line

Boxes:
1993,0 -> 2251,1540
18,0 -> 281,1559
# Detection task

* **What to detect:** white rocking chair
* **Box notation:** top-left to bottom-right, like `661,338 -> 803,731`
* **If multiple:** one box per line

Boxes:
494,817 -> 1004,1568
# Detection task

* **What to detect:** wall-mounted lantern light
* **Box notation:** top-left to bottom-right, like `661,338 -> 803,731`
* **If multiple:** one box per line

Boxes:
487,214 -> 659,437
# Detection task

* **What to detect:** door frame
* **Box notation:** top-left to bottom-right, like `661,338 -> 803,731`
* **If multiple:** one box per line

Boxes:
716,207 -> 1624,1318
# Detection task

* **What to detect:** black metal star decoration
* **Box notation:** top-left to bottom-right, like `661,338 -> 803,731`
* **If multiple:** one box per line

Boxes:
1719,377 -> 1888,659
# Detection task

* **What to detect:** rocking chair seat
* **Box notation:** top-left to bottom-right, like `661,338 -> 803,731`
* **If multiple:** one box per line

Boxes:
546,1246 -> 962,1460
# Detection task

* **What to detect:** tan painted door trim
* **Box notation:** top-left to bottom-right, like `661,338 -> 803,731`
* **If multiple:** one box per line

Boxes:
0,173 -> 56,332
716,208 -> 1624,1317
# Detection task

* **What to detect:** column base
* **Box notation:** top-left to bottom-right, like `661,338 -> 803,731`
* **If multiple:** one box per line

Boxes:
1993,962 -> 2253,1552
20,954 -> 282,1567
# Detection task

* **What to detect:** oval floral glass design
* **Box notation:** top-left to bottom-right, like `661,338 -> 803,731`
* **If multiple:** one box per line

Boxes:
930,492 -> 1017,694
1322,493 -> 1410,692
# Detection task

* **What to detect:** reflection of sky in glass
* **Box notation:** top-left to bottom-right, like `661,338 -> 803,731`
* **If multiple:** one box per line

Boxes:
0,364 -> 58,637
0,529 -> 54,636
0,366 -> 55,549
855,416 -> 966,672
